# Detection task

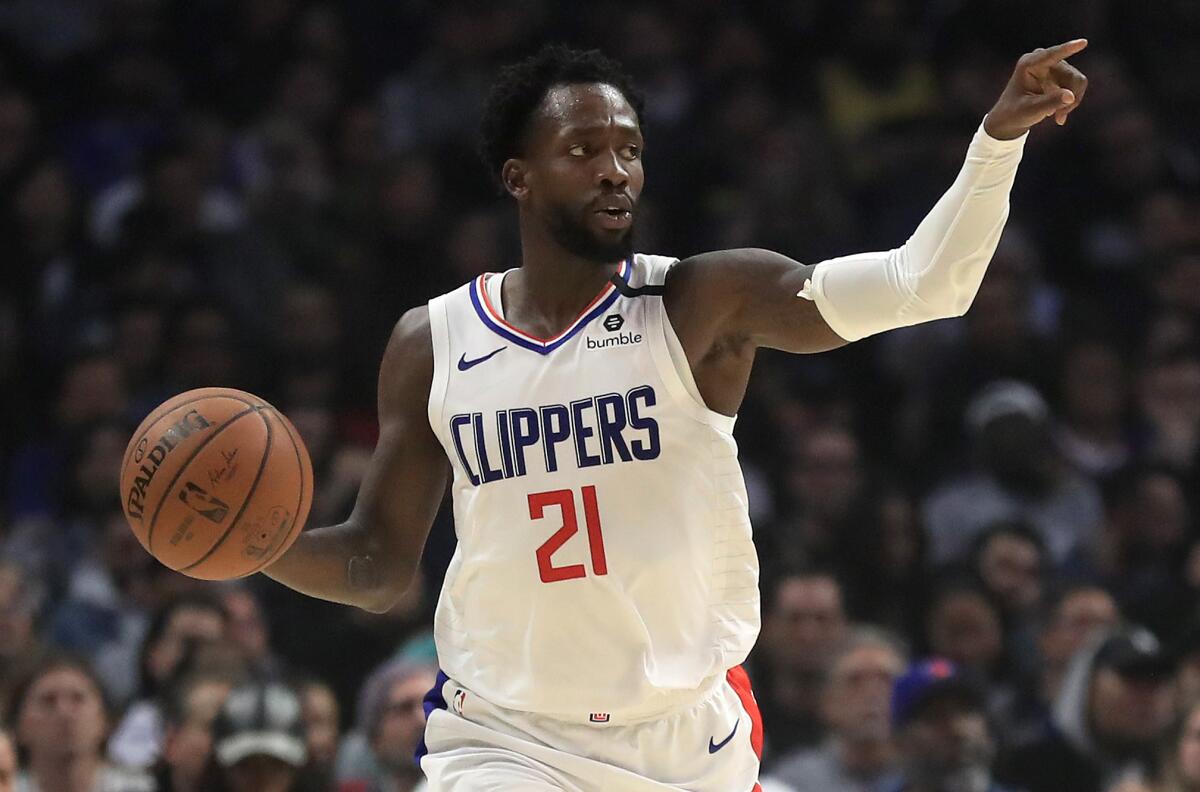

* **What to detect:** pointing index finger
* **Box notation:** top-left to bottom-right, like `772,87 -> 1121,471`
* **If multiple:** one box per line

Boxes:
1029,38 -> 1089,67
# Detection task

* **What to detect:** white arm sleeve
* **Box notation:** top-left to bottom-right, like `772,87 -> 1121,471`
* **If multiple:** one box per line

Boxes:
800,117 -> 1028,342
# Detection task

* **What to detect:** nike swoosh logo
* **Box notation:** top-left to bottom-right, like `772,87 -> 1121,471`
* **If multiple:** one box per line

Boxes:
457,348 -> 505,371
708,720 -> 738,754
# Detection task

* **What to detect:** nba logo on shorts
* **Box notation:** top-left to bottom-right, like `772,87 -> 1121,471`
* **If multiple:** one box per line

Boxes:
453,688 -> 468,715
589,712 -> 610,723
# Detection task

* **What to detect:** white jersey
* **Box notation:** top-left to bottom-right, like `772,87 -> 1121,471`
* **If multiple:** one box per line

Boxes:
425,253 -> 759,721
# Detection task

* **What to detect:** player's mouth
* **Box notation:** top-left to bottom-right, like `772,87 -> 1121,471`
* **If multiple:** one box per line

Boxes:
593,207 -> 633,230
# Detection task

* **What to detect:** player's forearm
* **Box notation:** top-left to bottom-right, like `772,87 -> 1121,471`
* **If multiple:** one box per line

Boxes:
801,117 -> 1027,342
262,520 -> 410,612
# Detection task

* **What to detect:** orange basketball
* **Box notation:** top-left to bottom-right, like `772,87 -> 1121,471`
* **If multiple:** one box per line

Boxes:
119,387 -> 313,580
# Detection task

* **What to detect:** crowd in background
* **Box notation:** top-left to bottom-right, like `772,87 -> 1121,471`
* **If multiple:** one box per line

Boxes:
2,0 -> 1200,791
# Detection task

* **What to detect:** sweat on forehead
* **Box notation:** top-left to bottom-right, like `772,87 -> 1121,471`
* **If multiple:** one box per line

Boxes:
527,83 -> 640,138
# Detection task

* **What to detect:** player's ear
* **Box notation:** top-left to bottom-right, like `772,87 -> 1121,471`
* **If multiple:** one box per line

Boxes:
502,159 -> 530,201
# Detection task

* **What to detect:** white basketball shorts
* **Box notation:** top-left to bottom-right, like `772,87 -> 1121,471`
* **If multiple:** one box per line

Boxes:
416,666 -> 764,791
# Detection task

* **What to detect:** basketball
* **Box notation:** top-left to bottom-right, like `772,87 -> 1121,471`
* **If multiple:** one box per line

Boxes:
119,387 -> 313,580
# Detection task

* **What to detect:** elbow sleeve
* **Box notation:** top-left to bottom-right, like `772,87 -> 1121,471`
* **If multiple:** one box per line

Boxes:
802,117 -> 1025,342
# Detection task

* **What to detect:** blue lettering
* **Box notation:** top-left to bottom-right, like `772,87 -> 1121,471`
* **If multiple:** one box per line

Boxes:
510,408 -> 539,477
570,399 -> 601,468
627,386 -> 661,460
496,409 -> 514,479
449,414 -> 480,486
595,393 -> 631,464
472,412 -> 503,483
540,405 -> 570,473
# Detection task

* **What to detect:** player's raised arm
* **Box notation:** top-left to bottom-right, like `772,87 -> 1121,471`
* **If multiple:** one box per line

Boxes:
263,307 -> 449,613
670,40 -> 1088,356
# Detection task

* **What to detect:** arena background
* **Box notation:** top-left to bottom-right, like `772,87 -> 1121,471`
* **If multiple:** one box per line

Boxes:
2,1 -> 1200,791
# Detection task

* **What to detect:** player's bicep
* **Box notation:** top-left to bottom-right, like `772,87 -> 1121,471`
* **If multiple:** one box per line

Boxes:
675,248 -> 847,355
349,307 -> 449,579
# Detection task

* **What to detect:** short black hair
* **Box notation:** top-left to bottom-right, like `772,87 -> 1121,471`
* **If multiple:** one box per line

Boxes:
478,44 -> 645,188
970,519 -> 1047,566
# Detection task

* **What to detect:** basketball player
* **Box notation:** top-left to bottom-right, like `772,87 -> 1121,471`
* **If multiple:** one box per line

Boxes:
263,41 -> 1089,791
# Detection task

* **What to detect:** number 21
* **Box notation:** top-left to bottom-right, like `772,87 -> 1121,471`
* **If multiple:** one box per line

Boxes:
527,486 -> 608,583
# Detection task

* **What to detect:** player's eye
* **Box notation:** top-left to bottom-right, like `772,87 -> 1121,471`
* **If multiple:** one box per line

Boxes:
624,145 -> 641,160
568,144 -> 587,157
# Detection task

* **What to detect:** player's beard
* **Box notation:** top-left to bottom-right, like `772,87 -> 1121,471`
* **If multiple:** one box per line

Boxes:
546,203 -> 635,264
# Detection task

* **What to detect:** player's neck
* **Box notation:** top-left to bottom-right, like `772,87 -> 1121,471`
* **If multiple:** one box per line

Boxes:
506,232 -> 623,335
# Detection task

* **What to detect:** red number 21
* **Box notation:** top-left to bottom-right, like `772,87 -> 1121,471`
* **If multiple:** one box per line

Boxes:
527,485 -> 608,583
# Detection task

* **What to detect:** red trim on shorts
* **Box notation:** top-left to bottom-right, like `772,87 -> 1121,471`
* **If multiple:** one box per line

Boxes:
725,665 -> 764,760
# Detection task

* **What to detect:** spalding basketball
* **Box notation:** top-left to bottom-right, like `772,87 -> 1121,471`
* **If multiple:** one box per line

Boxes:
120,388 -> 313,580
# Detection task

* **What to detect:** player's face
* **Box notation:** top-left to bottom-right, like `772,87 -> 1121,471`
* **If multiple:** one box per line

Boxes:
517,83 -> 644,264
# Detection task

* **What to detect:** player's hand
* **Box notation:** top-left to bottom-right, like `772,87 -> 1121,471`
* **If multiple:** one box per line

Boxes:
983,39 -> 1089,140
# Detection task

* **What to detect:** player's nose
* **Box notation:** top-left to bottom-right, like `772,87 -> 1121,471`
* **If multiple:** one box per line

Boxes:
595,148 -> 629,188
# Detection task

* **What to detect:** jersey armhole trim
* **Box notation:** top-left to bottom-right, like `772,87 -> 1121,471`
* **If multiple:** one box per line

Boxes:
426,294 -> 451,440
645,259 -> 737,434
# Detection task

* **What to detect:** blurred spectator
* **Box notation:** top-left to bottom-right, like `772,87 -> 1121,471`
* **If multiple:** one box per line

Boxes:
754,571 -> 849,760
10,654 -> 154,792
767,426 -> 868,581
1053,337 -> 1134,483
1102,466 -> 1193,635
883,659 -> 1005,792
1171,620 -> 1200,705
998,628 -> 1176,792
1157,698 -> 1200,792
0,560 -> 49,722
1036,585 -> 1122,706
108,594 -> 228,768
925,583 -> 1005,682
335,660 -> 436,792
0,90 -> 36,183
765,627 -> 905,792
49,508 -> 179,703
972,522 -> 1045,621
923,581 -> 1022,735
852,483 -> 930,639
162,303 -> 243,393
924,380 -> 1104,571
219,586 -> 282,679
970,521 -> 1047,679
297,677 -> 339,792
817,0 -> 937,153
1136,346 -> 1200,471
6,358 -> 125,518
199,681 -> 312,792
89,136 -> 243,251
153,671 -> 234,792
0,728 -> 16,792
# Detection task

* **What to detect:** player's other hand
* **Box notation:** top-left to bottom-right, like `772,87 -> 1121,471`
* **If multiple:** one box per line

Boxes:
983,39 -> 1089,140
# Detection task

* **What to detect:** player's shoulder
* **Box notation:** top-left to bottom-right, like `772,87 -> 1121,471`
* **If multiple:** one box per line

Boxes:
669,248 -> 798,278
389,305 -> 432,352
379,306 -> 434,397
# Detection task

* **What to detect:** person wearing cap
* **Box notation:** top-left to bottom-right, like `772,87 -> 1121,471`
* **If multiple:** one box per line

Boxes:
879,658 -> 1009,792
197,680 -> 314,792
922,379 -> 1103,572
996,627 -> 1175,792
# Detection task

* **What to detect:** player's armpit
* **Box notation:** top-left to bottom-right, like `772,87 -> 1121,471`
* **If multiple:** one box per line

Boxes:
264,307 -> 449,613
